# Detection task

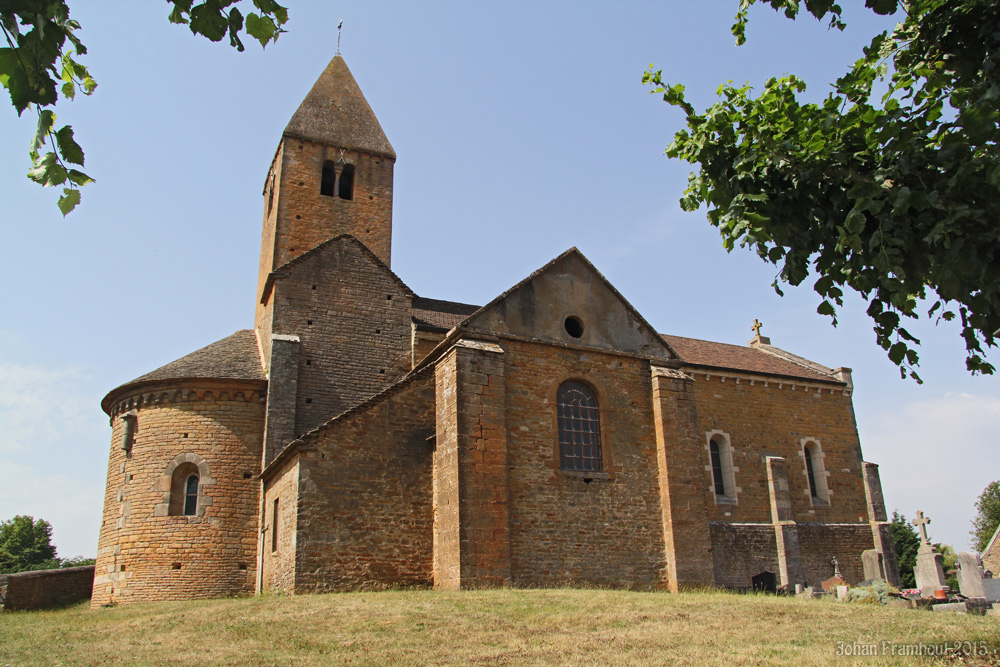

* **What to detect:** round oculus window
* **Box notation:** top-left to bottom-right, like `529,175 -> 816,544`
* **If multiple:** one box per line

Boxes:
564,316 -> 584,338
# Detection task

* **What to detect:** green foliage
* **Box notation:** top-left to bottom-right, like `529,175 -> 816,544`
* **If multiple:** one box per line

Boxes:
1,1 -> 288,216
889,511 -> 919,589
934,542 -> 959,591
971,480 -> 1000,552
0,515 -> 58,574
0,515 -> 95,574
846,578 -> 899,605
645,0 -> 999,380
58,555 -> 96,568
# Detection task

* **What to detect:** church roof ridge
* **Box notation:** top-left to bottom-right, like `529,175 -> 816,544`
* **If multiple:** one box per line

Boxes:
660,333 -> 843,385
751,341 -> 839,378
452,247 -> 678,359
261,363 -> 437,480
283,54 -> 395,158
983,522 -> 1000,560
101,330 -> 266,413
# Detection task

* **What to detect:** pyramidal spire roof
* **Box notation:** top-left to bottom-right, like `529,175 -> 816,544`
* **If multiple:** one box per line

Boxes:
284,54 -> 395,158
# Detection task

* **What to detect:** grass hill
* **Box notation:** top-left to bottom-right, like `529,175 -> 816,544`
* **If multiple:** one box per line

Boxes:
1,588 -> 997,666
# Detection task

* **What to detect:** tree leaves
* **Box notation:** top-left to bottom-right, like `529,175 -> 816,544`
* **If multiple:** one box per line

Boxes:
54,125 -> 83,165
647,0 -> 999,380
2,1 -> 288,216
2,2 -> 94,215
970,481 -> 1000,553
0,516 -> 58,575
169,1 -> 288,53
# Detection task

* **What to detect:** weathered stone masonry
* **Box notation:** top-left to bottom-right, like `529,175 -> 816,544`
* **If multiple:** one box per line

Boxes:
93,52 -> 899,606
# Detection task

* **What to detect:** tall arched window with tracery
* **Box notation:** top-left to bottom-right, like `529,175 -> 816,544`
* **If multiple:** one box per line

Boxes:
556,381 -> 602,472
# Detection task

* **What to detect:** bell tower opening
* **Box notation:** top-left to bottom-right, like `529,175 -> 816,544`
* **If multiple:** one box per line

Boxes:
320,161 -> 336,197
338,163 -> 355,200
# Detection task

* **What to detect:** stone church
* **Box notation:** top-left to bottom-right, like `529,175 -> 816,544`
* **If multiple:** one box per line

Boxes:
92,54 -> 899,606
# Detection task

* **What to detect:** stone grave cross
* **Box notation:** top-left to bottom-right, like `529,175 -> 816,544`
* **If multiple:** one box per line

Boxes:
913,511 -> 931,545
911,510 -> 948,597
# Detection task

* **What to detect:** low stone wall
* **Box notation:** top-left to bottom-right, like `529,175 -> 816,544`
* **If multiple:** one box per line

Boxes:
1,566 -> 95,611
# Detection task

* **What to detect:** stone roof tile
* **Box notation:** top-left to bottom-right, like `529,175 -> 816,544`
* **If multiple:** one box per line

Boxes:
411,297 -> 480,330
284,55 -> 395,158
102,330 -> 266,412
661,334 -> 841,384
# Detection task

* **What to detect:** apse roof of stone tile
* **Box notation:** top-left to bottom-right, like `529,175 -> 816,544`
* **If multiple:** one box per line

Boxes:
411,297 -> 481,330
102,330 -> 265,411
661,334 -> 841,384
284,54 -> 395,158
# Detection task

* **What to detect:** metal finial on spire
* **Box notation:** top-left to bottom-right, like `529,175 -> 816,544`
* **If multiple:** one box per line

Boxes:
336,19 -> 343,55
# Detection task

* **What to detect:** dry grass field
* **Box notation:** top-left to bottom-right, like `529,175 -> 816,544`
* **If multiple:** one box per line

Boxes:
1,588 -> 998,666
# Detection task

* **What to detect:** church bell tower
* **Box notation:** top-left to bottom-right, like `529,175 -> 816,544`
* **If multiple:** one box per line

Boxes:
256,54 -> 396,328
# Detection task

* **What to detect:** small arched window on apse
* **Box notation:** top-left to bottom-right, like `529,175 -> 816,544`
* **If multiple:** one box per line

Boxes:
156,453 -> 213,518
320,160 -> 336,197
183,474 -> 199,516
707,431 -> 738,504
338,163 -> 355,200
169,462 -> 201,516
802,439 -> 830,505
556,380 -> 603,473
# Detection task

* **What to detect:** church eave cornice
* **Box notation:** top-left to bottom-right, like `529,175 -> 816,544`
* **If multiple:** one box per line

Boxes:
102,377 -> 267,418
280,131 -> 397,160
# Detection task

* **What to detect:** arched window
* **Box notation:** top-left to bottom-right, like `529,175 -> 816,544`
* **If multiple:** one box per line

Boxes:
156,453 -> 213,518
168,461 -> 201,516
802,439 -> 830,504
184,474 -> 199,516
338,163 -> 355,200
710,440 -> 726,496
556,381 -> 602,472
320,160 -> 336,197
804,447 -> 818,497
707,431 -> 737,503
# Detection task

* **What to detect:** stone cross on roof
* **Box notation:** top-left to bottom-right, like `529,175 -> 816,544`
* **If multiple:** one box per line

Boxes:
913,510 -> 932,545
751,319 -> 764,337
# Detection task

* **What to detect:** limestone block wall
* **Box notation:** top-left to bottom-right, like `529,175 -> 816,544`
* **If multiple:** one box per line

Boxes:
269,239 -> 414,437
260,454 -> 299,594
709,523 -> 780,589
1,566 -> 95,611
688,373 -> 868,525
287,370 -> 436,593
500,339 -> 667,589
797,523 -> 874,585
650,367 -> 715,591
256,145 -> 284,332
274,140 -> 394,270
434,342 -> 511,589
93,385 -> 265,606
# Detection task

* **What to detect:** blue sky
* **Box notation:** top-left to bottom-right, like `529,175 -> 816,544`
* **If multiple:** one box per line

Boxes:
1,1 -> 996,558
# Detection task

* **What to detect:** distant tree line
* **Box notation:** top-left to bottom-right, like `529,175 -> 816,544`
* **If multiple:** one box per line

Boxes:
0,515 -> 94,575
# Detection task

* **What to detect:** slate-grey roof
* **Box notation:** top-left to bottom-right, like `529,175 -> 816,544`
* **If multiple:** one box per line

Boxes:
284,54 -> 395,158
102,330 -> 266,412
412,297 -> 480,330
